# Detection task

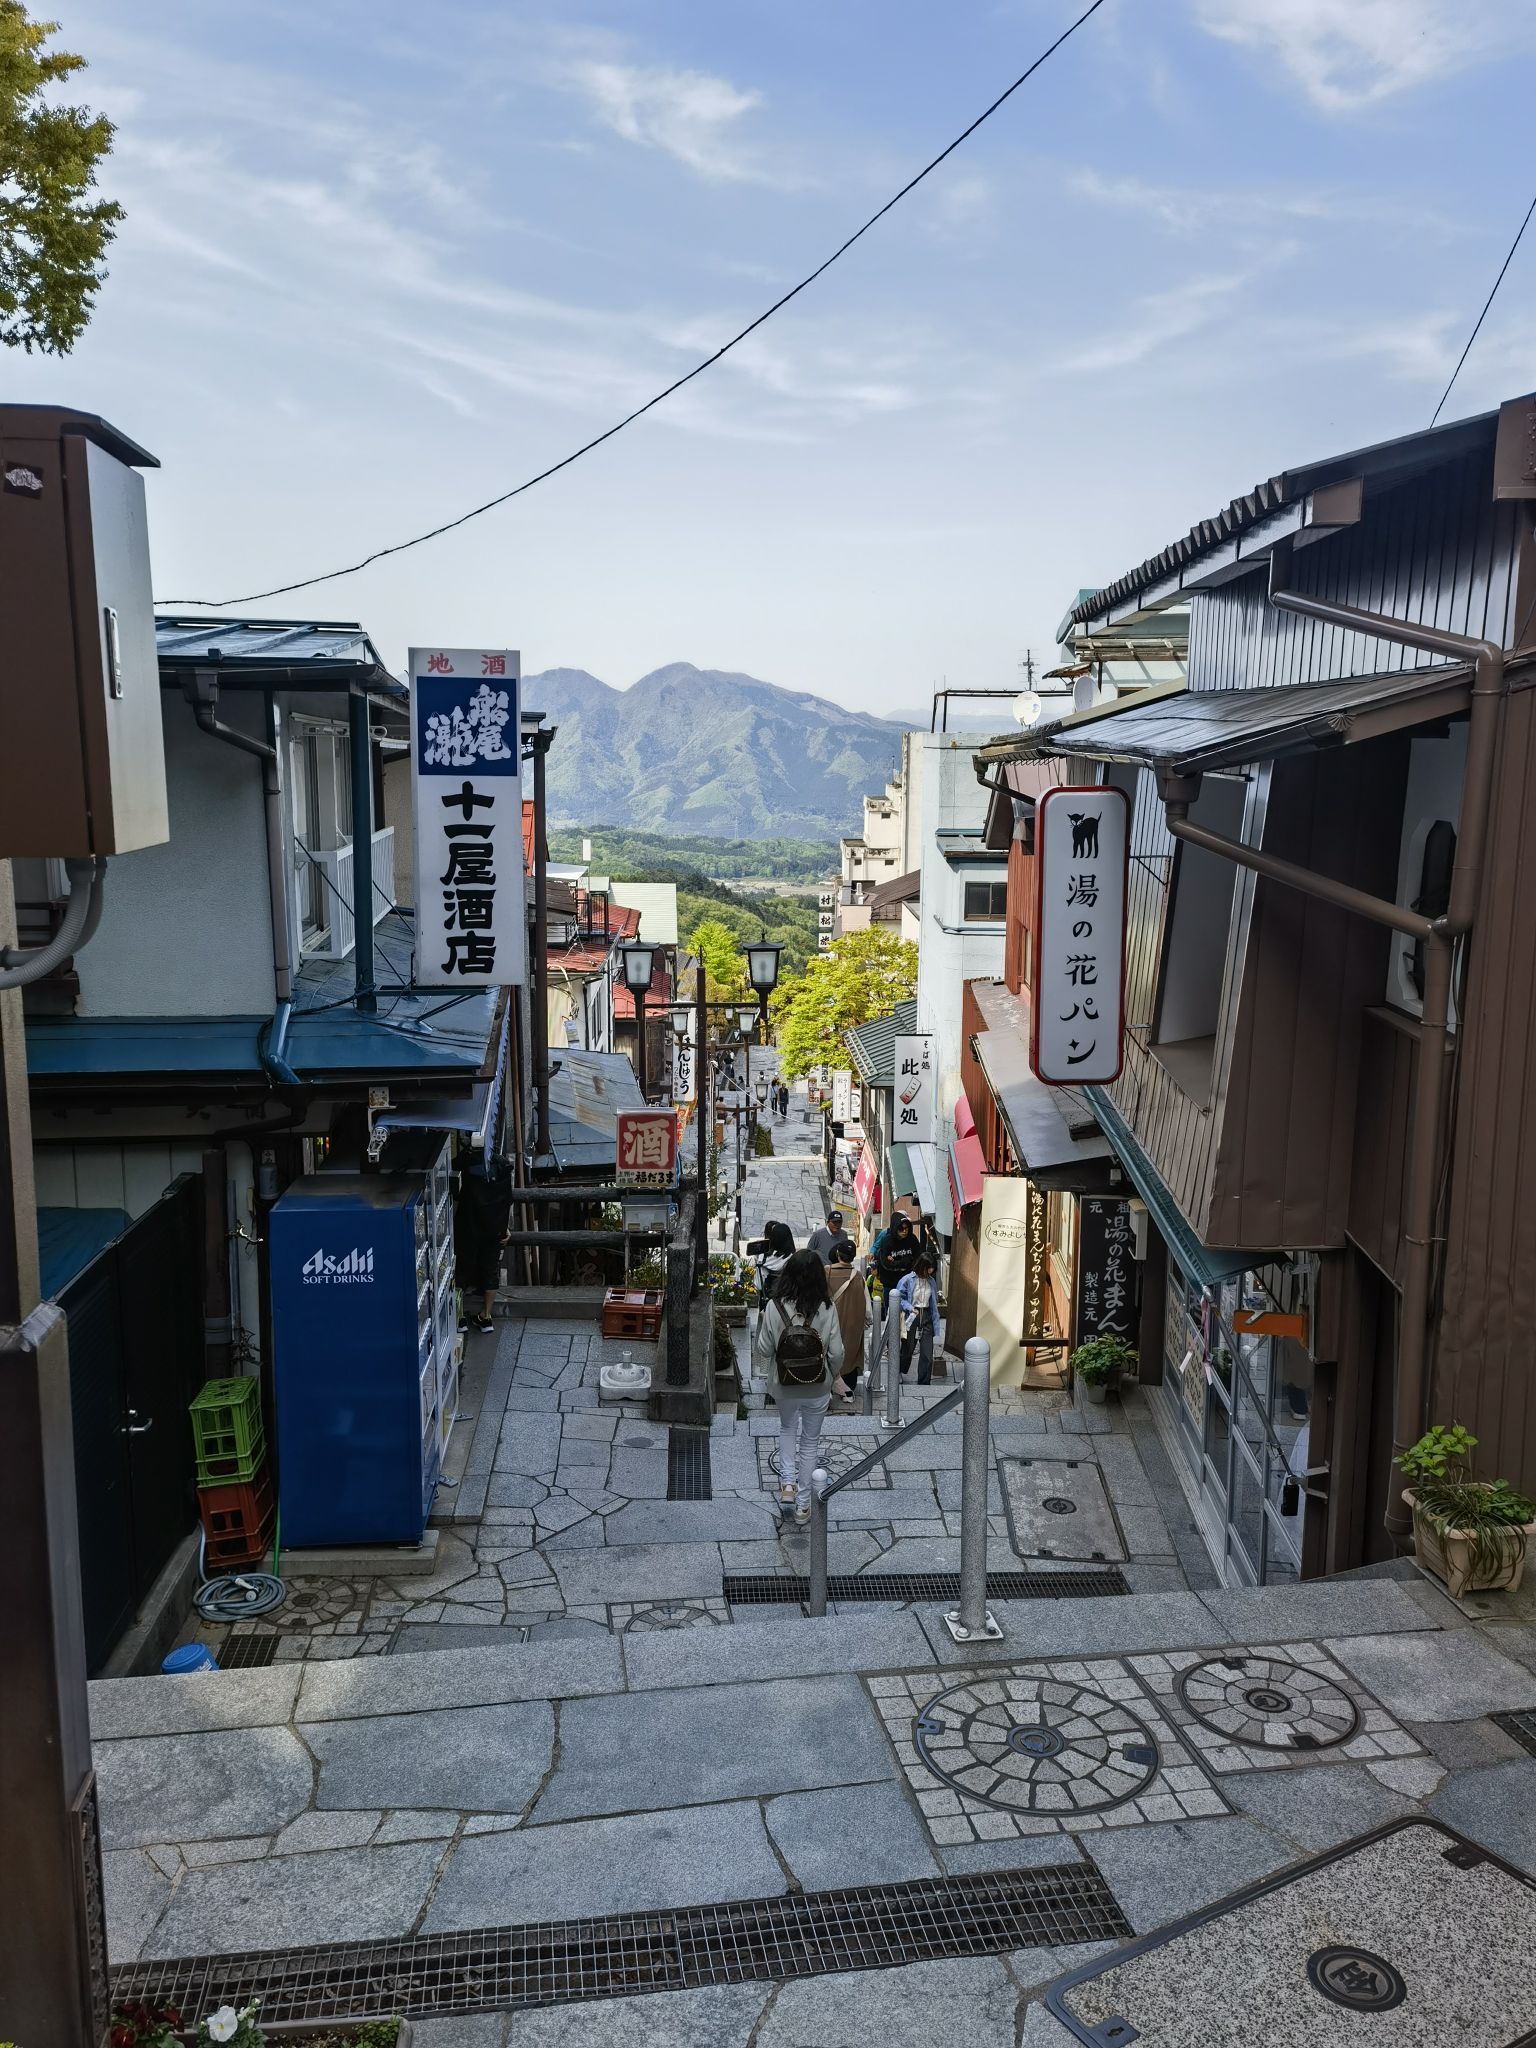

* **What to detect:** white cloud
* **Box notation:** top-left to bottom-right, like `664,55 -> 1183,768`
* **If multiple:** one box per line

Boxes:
560,58 -> 783,184
1049,272 -> 1252,375
1191,0 -> 1526,113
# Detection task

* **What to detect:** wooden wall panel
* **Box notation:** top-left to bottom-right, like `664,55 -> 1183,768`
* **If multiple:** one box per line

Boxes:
1346,1008 -> 1419,1285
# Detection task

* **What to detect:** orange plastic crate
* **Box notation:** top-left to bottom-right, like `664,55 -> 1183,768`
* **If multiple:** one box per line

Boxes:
600,1287 -> 664,1340
198,1466 -> 274,1549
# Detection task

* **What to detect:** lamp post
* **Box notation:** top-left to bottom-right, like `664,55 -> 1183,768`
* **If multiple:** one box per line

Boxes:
620,941 -> 656,1100
695,959 -> 709,1262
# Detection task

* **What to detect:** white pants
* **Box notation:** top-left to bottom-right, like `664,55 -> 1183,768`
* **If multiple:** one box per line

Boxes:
777,1390 -> 830,1501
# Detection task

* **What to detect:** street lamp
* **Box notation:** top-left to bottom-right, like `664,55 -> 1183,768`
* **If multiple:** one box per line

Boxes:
746,937 -> 783,1007
621,941 -> 656,1098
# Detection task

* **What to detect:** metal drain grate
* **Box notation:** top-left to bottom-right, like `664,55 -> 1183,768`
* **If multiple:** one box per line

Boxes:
217,1635 -> 280,1670
725,1568 -> 1130,1605
666,1428 -> 713,1500
111,1862 -> 1129,2021
1492,1708 -> 1536,1758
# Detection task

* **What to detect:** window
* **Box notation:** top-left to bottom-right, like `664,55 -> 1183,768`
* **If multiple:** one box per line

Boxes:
1153,773 -> 1247,1104
963,879 -> 1008,922
290,736 -> 323,941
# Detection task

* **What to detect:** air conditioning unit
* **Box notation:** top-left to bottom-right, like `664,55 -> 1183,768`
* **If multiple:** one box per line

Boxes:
1387,725 -> 1467,1021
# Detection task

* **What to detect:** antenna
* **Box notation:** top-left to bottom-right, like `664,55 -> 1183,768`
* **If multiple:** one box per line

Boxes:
1019,648 -> 1037,688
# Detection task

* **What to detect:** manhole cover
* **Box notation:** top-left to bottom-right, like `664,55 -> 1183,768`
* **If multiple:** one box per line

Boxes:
761,1434 -> 889,1491
914,1675 -> 1159,1816
1042,1497 -> 1078,1515
623,1600 -> 722,1632
998,1458 -> 1126,1563
1176,1654 -> 1359,1750
1307,1946 -> 1406,2013
1047,1821 -> 1535,2046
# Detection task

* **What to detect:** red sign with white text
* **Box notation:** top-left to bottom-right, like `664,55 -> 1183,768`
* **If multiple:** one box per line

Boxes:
616,1110 -> 679,1187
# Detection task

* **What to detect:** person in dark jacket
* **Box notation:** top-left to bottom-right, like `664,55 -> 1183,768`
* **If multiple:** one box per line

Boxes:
454,1155 -> 513,1332
871,1209 -> 920,1295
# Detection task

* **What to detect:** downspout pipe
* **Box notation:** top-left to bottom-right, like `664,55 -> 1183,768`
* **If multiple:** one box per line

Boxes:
348,685 -> 376,1014
532,730 -> 552,1158
1156,550 -> 1505,1545
188,674 -> 301,1087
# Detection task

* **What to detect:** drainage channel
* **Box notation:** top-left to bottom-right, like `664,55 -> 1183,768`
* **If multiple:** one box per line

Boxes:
1492,1709 -> 1536,1758
112,1862 -> 1130,2023
666,1426 -> 713,1500
725,1568 -> 1131,1605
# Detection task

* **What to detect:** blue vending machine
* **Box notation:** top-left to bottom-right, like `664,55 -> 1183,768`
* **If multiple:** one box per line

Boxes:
270,1171 -> 444,1546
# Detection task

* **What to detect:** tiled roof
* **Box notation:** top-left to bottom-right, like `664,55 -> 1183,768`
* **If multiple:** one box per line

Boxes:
844,998 -> 917,1088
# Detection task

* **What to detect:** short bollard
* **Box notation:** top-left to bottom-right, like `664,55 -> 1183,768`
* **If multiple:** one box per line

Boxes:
807,1467 -> 830,1617
944,1336 -> 1003,1643
861,1288 -> 879,1416
883,1297 -> 902,1430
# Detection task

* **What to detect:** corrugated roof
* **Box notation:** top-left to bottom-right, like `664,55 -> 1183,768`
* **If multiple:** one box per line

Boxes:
1004,665 -> 1473,775
545,1049 -> 646,1171
156,615 -> 404,698
1068,405 -> 1503,630
844,998 -> 917,1087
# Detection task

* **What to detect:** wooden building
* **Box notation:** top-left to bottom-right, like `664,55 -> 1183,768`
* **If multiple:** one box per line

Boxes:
976,394 -> 1536,1584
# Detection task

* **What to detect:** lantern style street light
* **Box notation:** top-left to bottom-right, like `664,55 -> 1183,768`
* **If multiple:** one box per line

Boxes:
621,942 -> 657,1098
746,938 -> 783,1007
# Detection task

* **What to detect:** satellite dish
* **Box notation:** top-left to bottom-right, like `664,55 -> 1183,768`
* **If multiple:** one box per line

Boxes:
1013,690 -> 1043,727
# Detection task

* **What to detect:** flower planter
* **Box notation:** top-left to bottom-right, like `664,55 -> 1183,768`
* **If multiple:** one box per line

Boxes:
1404,1488 -> 1535,1598
1080,1376 -> 1117,1407
715,1302 -> 749,1326
174,2024 -> 410,2047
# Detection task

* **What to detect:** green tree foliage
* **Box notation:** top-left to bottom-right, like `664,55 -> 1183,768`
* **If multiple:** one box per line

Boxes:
770,928 -> 918,1080
547,826 -> 834,884
687,916 -> 751,1001
0,2 -> 122,353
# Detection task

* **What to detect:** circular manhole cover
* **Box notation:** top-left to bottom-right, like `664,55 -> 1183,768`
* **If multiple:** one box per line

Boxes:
1041,1497 -> 1078,1515
1176,1654 -> 1360,1749
767,1438 -> 872,1484
1306,1947 -> 1406,2013
913,1675 -> 1159,1816
624,1601 -> 720,1632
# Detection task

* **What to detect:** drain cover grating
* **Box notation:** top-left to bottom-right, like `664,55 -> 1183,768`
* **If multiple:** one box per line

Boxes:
725,1568 -> 1130,1605
1045,1820 -> 1536,2046
1492,1709 -> 1536,1759
112,1862 -> 1129,2021
666,1428 -> 712,1501
216,1636 -> 279,1671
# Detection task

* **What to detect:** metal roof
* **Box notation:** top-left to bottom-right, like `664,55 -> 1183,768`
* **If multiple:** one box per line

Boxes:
155,616 -> 405,699
968,980 -> 1114,1195
29,913 -> 500,1084
544,1049 -> 646,1172
1001,665 -> 1473,776
1068,404 -> 1504,631
844,998 -> 917,1088
867,869 -> 920,913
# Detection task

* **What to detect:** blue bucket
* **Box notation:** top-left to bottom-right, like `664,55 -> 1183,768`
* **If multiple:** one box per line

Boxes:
162,1642 -> 219,1675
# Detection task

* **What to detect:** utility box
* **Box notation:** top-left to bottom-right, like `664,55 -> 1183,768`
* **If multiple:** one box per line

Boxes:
0,405 -> 168,857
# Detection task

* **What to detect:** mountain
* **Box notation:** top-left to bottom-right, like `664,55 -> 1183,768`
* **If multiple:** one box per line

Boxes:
521,661 -> 906,838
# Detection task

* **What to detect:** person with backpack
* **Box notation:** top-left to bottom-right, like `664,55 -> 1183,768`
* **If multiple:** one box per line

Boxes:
895,1252 -> 942,1385
753,1249 -> 843,1521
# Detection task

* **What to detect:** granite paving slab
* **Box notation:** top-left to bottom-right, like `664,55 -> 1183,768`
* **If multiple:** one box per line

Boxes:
103,1849 -> 174,1963
1085,1814 -> 1296,1936
140,1840 -> 445,1959
533,1674 -> 894,1821
89,1664 -> 302,1740
601,1499 -> 780,1545
547,1540 -> 724,1606
305,1700 -> 554,1812
1221,1762 -> 1416,1850
501,1985 -> 771,2047
917,1591 -> 1231,1667
621,1610 -> 934,1691
764,1780 -> 941,1889
295,1635 -> 625,1719
999,1457 -> 1127,1563
1196,1580 -> 1440,1643
1049,1818 -> 1536,2042
424,1800 -> 785,1927
1328,1626 -> 1536,1722
759,1955 -> 1022,2048
1429,1758 -> 1536,1876
414,2018 -> 508,2048
97,1726 -> 313,1849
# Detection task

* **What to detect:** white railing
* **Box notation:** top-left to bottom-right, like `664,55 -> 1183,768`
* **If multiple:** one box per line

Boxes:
309,827 -> 395,960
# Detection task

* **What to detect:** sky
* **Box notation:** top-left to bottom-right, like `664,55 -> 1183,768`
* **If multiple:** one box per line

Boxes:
18,0 -> 1536,714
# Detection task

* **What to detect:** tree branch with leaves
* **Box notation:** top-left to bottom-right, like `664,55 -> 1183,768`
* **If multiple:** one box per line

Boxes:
769,927 -> 918,1080
0,2 -> 122,354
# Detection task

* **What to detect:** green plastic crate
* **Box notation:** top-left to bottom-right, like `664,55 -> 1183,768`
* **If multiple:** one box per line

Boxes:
189,1377 -> 264,1480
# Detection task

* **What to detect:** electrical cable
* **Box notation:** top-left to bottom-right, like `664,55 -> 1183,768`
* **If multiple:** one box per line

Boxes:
1430,185 -> 1536,427
159,0 -> 1108,608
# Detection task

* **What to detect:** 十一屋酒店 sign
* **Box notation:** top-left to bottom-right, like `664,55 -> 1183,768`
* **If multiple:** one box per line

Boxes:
410,648 -> 526,990
1031,785 -> 1128,1086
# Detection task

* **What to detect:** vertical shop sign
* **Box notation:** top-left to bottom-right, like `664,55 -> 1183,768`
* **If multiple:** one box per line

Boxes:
1032,785 -> 1128,1084
1075,1197 -> 1140,1344
1022,1180 -> 1053,1341
410,647 -> 525,989
672,1021 -> 697,1105
893,1034 -> 935,1145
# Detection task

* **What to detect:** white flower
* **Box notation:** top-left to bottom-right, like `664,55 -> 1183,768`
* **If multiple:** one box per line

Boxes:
205,2011 -> 240,2044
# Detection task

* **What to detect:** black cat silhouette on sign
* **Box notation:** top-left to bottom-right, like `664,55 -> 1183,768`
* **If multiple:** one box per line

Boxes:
1068,811 -> 1100,859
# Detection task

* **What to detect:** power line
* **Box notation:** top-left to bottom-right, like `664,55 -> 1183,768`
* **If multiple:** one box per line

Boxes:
1430,185 -> 1536,428
160,0 -> 1108,608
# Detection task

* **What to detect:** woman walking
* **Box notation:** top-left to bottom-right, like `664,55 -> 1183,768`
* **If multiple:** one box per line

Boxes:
896,1252 -> 941,1385
826,1242 -> 867,1408
753,1249 -> 843,1521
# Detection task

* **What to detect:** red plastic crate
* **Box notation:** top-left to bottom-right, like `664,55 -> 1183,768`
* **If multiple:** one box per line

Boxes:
198,1467 -> 273,1550
202,1514 -> 275,1570
601,1287 -> 664,1340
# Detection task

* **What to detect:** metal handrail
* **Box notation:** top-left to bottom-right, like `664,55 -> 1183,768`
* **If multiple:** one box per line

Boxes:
821,1380 -> 964,1500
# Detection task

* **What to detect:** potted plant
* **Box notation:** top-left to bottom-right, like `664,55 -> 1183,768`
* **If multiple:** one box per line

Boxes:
1072,1334 -> 1137,1406
707,1252 -> 756,1325
1398,1423 -> 1536,1598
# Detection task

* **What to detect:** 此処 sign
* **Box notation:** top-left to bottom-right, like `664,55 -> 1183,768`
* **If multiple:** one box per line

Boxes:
1075,1196 -> 1140,1345
1031,785 -> 1128,1085
410,647 -> 525,989
615,1110 -> 679,1187
893,1034 -> 935,1146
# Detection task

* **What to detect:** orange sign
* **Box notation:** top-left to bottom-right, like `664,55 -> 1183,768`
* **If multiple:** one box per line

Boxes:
1232,1308 -> 1307,1341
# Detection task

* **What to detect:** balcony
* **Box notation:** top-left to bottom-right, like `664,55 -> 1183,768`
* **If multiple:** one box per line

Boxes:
307,827 -> 396,961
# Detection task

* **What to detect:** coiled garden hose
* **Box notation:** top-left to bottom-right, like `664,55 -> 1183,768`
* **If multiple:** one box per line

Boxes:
191,1521 -> 287,1625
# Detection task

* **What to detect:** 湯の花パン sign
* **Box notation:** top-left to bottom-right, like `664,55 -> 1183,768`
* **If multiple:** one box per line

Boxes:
1031,785 -> 1128,1086
409,648 -> 526,990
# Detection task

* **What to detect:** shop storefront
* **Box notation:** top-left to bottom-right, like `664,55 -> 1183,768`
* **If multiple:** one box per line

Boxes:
1158,1259 -> 1312,1586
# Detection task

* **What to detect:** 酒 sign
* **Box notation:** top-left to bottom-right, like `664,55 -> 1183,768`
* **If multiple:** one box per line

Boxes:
616,1110 -> 679,1188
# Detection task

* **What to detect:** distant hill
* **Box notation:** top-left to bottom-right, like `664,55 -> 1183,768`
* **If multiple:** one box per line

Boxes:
546,827 -> 834,884
523,662 -> 905,839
